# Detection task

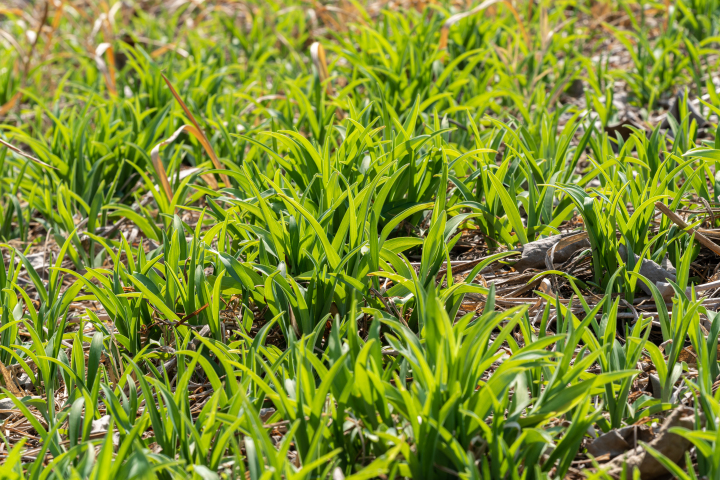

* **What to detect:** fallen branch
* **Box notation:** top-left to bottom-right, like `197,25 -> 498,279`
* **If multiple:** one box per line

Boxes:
655,202 -> 720,256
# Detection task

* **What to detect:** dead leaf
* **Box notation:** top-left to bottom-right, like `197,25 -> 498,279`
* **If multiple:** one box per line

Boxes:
0,361 -> 24,397
0,91 -> 22,116
678,345 -> 720,365
161,74 -> 232,192
310,42 -> 333,96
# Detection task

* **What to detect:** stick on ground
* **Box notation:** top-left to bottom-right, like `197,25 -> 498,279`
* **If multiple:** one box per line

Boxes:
655,201 -> 720,256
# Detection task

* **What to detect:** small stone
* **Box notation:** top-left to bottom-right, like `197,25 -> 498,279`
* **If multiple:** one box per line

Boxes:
513,233 -> 590,272
0,398 -> 17,417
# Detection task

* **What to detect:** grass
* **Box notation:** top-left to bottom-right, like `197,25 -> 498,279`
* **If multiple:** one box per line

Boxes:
1,0 -> 720,478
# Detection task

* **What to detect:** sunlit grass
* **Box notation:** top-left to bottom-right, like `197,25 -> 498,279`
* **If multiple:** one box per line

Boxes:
0,0 -> 720,478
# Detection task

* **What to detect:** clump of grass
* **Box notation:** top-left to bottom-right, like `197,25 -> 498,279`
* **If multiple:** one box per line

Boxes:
0,1 -> 719,479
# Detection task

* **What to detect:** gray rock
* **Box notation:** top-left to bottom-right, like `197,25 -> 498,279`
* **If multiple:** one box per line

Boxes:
648,374 -> 662,400
513,233 -> 590,272
23,253 -> 49,272
587,429 -> 630,458
0,396 -> 42,418
16,373 -> 33,389
587,424 -> 655,459
91,415 -> 120,446
619,245 -> 677,297
0,398 -> 17,418
91,414 -> 112,433
260,408 -> 276,422
606,407 -> 697,479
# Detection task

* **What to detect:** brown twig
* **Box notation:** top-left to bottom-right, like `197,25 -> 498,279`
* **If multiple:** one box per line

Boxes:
22,0 -> 49,80
655,202 -> 720,256
0,138 -> 56,170
369,287 -> 406,327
